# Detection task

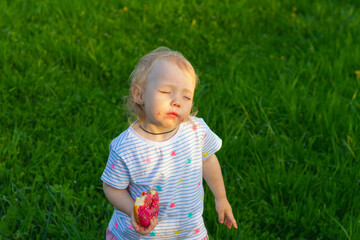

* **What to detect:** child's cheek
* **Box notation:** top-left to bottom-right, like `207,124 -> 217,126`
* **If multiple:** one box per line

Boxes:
154,110 -> 164,120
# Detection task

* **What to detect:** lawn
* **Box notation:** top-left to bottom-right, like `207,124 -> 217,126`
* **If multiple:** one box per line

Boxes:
1,0 -> 360,239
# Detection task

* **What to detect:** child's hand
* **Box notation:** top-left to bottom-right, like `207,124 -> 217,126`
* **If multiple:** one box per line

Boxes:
131,213 -> 158,235
215,197 -> 238,230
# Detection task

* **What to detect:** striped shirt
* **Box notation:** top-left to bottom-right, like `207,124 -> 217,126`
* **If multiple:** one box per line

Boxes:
101,117 -> 222,239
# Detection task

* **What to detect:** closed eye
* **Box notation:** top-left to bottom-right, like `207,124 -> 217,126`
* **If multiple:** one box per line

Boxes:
184,96 -> 192,100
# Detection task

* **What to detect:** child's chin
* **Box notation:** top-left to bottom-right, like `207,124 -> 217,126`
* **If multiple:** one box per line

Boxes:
165,115 -> 186,123
163,118 -> 180,127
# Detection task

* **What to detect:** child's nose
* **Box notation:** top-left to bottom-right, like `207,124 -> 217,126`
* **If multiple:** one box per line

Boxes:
171,94 -> 181,107
171,101 -> 180,108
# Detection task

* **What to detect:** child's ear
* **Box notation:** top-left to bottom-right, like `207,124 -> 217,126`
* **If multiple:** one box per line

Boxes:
132,85 -> 144,105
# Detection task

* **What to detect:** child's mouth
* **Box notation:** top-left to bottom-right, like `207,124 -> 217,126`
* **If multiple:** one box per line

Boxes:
167,112 -> 179,118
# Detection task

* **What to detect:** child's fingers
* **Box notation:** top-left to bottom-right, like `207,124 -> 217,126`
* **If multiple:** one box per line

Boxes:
150,216 -> 159,228
131,219 -> 140,232
142,217 -> 158,234
138,225 -> 151,235
225,212 -> 238,229
224,218 -> 231,229
137,224 -> 147,234
225,218 -> 235,229
218,210 -> 225,224
132,216 -> 159,235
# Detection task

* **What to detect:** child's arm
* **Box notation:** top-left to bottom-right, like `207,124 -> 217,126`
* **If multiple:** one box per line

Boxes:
103,182 -> 158,234
203,154 -> 238,229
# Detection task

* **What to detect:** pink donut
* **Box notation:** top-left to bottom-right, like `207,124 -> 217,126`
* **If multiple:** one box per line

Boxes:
133,189 -> 159,227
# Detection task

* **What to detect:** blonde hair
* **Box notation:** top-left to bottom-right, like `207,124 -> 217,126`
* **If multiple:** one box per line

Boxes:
126,47 -> 199,121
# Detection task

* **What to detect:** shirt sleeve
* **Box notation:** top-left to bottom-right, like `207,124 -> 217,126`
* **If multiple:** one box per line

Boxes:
200,119 -> 222,161
101,147 -> 130,189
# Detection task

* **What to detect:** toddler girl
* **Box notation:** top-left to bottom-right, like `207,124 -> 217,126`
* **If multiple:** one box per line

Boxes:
101,47 -> 237,239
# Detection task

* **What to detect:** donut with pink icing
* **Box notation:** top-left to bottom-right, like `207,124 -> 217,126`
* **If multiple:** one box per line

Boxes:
133,189 -> 159,227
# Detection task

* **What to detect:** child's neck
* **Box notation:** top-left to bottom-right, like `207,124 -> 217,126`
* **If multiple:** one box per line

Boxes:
132,122 -> 179,142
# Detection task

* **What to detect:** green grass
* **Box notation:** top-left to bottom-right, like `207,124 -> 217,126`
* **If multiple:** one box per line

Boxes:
1,0 -> 360,239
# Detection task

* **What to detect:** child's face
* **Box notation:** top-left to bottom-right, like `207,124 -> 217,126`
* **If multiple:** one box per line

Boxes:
141,59 -> 195,129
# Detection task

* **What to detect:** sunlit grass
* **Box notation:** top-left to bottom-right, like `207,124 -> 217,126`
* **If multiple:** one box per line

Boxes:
1,0 -> 360,239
